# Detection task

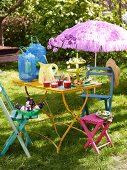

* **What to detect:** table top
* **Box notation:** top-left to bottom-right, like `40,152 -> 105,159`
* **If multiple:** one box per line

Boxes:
13,79 -> 102,94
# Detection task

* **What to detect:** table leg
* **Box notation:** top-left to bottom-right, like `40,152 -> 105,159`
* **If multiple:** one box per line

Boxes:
25,86 -> 30,96
57,90 -> 88,153
25,86 -> 48,103
26,87 -> 60,137
62,92 -> 76,118
42,106 -> 60,138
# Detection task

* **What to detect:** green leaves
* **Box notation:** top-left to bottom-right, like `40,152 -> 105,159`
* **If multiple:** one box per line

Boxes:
1,0 -> 127,63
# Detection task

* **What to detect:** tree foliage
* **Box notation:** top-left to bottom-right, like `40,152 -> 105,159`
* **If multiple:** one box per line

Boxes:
32,0 -> 103,45
30,0 -> 105,61
0,0 -> 25,45
1,0 -> 127,63
3,16 -> 32,46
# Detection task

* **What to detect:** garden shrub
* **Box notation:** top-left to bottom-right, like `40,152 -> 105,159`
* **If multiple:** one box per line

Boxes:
3,16 -> 33,47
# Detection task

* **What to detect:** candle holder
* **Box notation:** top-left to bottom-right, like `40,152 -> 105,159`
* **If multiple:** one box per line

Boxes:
51,82 -> 58,88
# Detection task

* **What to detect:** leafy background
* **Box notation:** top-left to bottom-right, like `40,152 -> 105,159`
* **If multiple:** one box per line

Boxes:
1,0 -> 127,64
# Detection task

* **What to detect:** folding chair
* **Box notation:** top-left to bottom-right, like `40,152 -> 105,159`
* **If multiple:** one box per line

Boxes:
80,66 -> 114,116
0,83 -> 39,157
80,113 -> 113,154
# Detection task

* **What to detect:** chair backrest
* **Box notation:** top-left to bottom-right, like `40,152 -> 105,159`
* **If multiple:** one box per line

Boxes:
86,66 -> 114,96
0,93 -> 31,157
0,83 -> 14,111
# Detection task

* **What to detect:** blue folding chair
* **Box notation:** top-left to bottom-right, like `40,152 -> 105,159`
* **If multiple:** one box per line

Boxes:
0,83 -> 40,157
80,66 -> 114,116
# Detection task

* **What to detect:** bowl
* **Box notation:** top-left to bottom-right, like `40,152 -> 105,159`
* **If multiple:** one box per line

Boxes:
51,82 -> 58,88
57,80 -> 63,86
64,81 -> 71,88
43,81 -> 51,87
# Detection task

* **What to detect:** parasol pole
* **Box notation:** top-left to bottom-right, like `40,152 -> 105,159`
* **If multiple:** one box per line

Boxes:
76,51 -> 80,80
76,51 -> 78,58
95,52 -> 97,67
94,52 -> 97,93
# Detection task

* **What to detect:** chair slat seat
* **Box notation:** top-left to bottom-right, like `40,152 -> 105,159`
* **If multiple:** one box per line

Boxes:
80,113 -> 113,154
80,94 -> 111,100
80,66 -> 114,115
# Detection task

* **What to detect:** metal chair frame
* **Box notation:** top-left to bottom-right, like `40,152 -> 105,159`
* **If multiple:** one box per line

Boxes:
80,66 -> 114,116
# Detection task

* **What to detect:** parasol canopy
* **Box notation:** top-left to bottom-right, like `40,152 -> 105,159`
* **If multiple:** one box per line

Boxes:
48,20 -> 127,54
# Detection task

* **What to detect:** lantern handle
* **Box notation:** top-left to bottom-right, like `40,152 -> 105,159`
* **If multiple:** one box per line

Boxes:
31,36 -> 39,44
19,46 -> 27,53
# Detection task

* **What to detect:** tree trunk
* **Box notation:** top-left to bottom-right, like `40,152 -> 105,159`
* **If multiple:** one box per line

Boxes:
0,17 -> 5,46
118,0 -> 122,20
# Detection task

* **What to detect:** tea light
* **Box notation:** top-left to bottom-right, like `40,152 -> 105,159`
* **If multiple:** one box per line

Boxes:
64,81 -> 71,88
43,81 -> 51,87
57,80 -> 63,86
51,82 -> 58,88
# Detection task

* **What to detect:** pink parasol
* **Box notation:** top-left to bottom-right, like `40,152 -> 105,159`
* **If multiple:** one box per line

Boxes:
47,20 -> 127,66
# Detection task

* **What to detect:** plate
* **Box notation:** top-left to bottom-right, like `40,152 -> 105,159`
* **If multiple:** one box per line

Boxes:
69,61 -> 86,65
71,82 -> 91,87
96,111 -> 111,119
89,81 -> 98,85
67,69 -> 84,73
71,84 -> 83,87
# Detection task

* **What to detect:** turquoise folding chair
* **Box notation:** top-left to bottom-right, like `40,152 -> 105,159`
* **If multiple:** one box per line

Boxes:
0,83 -> 40,157
80,66 -> 114,116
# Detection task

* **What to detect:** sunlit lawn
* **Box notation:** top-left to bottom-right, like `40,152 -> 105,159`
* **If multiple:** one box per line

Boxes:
0,62 -> 127,170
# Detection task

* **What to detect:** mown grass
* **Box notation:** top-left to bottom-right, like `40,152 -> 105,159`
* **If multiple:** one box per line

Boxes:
0,62 -> 127,170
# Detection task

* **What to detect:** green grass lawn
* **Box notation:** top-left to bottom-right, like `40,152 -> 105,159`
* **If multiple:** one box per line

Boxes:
0,62 -> 127,170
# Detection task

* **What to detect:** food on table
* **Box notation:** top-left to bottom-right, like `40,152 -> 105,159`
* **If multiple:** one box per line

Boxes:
66,57 -> 86,64
73,79 -> 83,85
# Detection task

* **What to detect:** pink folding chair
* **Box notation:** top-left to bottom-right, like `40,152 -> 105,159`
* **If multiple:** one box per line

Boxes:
80,113 -> 113,154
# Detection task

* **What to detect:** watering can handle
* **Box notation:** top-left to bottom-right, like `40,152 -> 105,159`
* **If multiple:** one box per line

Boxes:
31,36 -> 39,43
